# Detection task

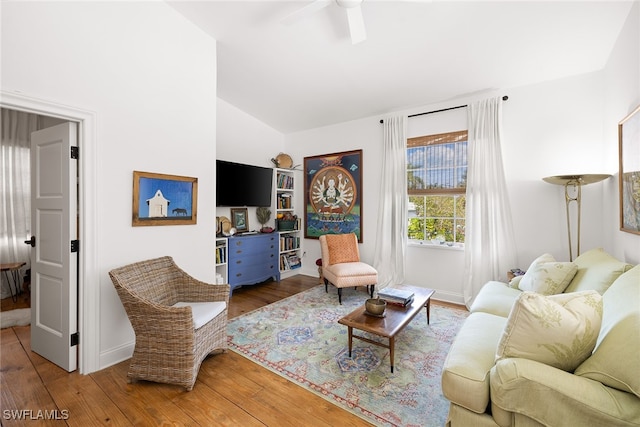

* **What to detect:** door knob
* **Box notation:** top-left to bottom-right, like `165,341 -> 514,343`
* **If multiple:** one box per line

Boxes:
24,236 -> 36,247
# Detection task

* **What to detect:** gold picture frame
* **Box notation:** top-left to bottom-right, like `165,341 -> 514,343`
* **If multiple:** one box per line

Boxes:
619,105 -> 640,235
230,207 -> 249,232
132,171 -> 197,226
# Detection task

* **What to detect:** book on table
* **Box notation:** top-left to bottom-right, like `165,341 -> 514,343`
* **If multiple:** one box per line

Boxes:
378,288 -> 415,305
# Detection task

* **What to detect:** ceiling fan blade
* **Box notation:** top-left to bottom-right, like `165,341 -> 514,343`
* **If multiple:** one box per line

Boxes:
281,0 -> 332,26
345,5 -> 366,44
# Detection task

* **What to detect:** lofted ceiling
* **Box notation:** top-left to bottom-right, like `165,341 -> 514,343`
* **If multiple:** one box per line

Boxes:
168,1 -> 634,134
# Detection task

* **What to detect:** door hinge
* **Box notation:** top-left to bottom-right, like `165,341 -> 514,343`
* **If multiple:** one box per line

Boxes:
70,146 -> 79,160
70,332 -> 79,347
71,240 -> 79,253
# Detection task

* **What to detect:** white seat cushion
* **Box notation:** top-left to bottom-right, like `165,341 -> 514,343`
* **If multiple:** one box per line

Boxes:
173,301 -> 226,329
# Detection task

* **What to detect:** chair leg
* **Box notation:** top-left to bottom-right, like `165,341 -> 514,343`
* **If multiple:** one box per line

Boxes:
324,278 -> 328,293
370,285 -> 375,298
338,288 -> 342,305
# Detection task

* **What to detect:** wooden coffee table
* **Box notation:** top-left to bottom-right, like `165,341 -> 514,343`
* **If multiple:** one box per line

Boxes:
338,284 -> 435,373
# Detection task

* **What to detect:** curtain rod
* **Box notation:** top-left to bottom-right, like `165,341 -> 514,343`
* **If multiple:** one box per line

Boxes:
379,95 -> 508,124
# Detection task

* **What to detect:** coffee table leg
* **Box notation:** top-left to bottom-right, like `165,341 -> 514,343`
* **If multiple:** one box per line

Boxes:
426,299 -> 431,325
389,337 -> 395,373
348,326 -> 353,357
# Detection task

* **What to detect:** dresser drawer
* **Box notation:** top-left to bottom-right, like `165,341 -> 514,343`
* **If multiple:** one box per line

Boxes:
228,233 -> 280,291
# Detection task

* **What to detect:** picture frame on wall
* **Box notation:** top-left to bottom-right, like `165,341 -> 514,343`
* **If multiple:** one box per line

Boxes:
304,149 -> 363,242
619,105 -> 640,235
231,207 -> 249,232
132,171 -> 198,226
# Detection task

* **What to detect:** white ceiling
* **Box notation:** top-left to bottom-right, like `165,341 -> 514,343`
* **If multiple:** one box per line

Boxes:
168,1 -> 634,134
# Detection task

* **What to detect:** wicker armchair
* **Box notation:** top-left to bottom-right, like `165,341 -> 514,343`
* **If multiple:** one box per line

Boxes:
319,233 -> 377,304
109,256 -> 229,391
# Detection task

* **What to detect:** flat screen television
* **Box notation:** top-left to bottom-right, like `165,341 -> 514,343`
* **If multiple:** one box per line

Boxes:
216,160 -> 273,207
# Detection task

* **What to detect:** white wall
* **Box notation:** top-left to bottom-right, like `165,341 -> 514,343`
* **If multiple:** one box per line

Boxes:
283,4 -> 640,303
1,2 -> 217,370
188,3 -> 638,307
216,98 -> 285,227
603,1 -> 640,263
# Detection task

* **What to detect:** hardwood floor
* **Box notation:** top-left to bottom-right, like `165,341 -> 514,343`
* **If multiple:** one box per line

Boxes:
1,275 -> 463,426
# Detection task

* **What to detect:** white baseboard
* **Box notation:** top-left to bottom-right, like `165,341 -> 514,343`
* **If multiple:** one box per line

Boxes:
99,341 -> 134,371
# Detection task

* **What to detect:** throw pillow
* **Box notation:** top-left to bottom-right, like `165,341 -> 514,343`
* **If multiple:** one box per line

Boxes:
575,265 -> 640,397
518,253 -> 578,295
507,275 -> 523,289
564,248 -> 634,294
496,290 -> 603,372
325,233 -> 360,264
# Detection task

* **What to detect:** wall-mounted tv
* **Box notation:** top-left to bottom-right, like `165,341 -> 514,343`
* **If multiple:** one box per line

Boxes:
216,160 -> 273,207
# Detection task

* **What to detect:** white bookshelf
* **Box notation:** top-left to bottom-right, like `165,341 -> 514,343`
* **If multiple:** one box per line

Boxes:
215,237 -> 228,285
274,168 -> 302,275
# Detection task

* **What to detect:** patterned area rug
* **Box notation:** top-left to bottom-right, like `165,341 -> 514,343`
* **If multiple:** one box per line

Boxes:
227,285 -> 468,427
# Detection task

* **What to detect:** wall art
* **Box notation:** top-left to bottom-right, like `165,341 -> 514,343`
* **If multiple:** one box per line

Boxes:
304,149 -> 363,242
132,171 -> 197,226
619,105 -> 640,235
231,207 -> 249,233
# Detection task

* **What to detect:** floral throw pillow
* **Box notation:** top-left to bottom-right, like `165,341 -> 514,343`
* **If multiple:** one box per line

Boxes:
518,253 -> 578,295
496,290 -> 603,372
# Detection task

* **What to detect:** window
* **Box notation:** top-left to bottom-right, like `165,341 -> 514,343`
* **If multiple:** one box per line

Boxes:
407,130 -> 467,244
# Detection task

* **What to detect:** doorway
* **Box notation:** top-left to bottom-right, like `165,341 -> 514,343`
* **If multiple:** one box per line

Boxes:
1,91 -> 100,374
1,109 -> 77,370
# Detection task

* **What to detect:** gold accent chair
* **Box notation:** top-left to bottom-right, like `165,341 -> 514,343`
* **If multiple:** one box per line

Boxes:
109,256 -> 229,391
319,233 -> 378,304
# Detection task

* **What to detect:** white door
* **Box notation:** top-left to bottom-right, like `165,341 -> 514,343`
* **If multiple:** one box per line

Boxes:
29,122 -> 78,372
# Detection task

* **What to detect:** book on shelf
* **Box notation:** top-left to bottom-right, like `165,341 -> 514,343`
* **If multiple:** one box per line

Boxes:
277,173 -> 294,190
378,288 -> 414,305
215,246 -> 226,264
280,253 -> 302,271
278,193 -> 292,209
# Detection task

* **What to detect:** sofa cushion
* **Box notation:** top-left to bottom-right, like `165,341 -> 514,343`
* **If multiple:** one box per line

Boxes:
442,312 -> 507,414
564,248 -> 633,294
575,265 -> 640,397
172,301 -> 226,329
491,358 -> 640,427
496,291 -> 603,372
517,254 -> 577,295
469,281 -> 523,317
507,274 -> 523,289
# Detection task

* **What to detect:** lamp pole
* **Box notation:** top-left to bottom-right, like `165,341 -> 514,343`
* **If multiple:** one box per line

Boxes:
543,174 -> 611,261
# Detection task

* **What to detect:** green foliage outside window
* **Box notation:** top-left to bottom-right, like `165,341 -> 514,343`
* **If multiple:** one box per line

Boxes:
408,195 -> 465,243
407,130 -> 468,244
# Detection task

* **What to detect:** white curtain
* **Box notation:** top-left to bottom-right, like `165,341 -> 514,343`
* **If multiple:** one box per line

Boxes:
373,116 -> 408,289
463,97 -> 517,308
1,108 -> 39,298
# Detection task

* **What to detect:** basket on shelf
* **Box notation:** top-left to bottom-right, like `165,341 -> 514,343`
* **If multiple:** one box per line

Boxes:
277,220 -> 296,231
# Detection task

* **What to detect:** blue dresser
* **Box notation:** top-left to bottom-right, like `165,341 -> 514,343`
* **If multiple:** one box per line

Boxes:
228,233 -> 280,293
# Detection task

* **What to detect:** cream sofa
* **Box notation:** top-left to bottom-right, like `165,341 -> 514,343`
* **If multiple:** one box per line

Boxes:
442,248 -> 639,427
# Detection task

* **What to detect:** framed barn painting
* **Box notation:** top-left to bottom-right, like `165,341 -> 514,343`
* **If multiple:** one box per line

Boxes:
619,105 -> 640,235
304,149 -> 363,242
132,171 -> 198,226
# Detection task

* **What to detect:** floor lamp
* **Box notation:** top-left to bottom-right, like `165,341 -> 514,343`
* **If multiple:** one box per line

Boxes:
542,174 -> 611,261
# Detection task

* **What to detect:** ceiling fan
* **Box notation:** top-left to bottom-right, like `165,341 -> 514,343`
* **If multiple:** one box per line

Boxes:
282,0 -> 367,45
